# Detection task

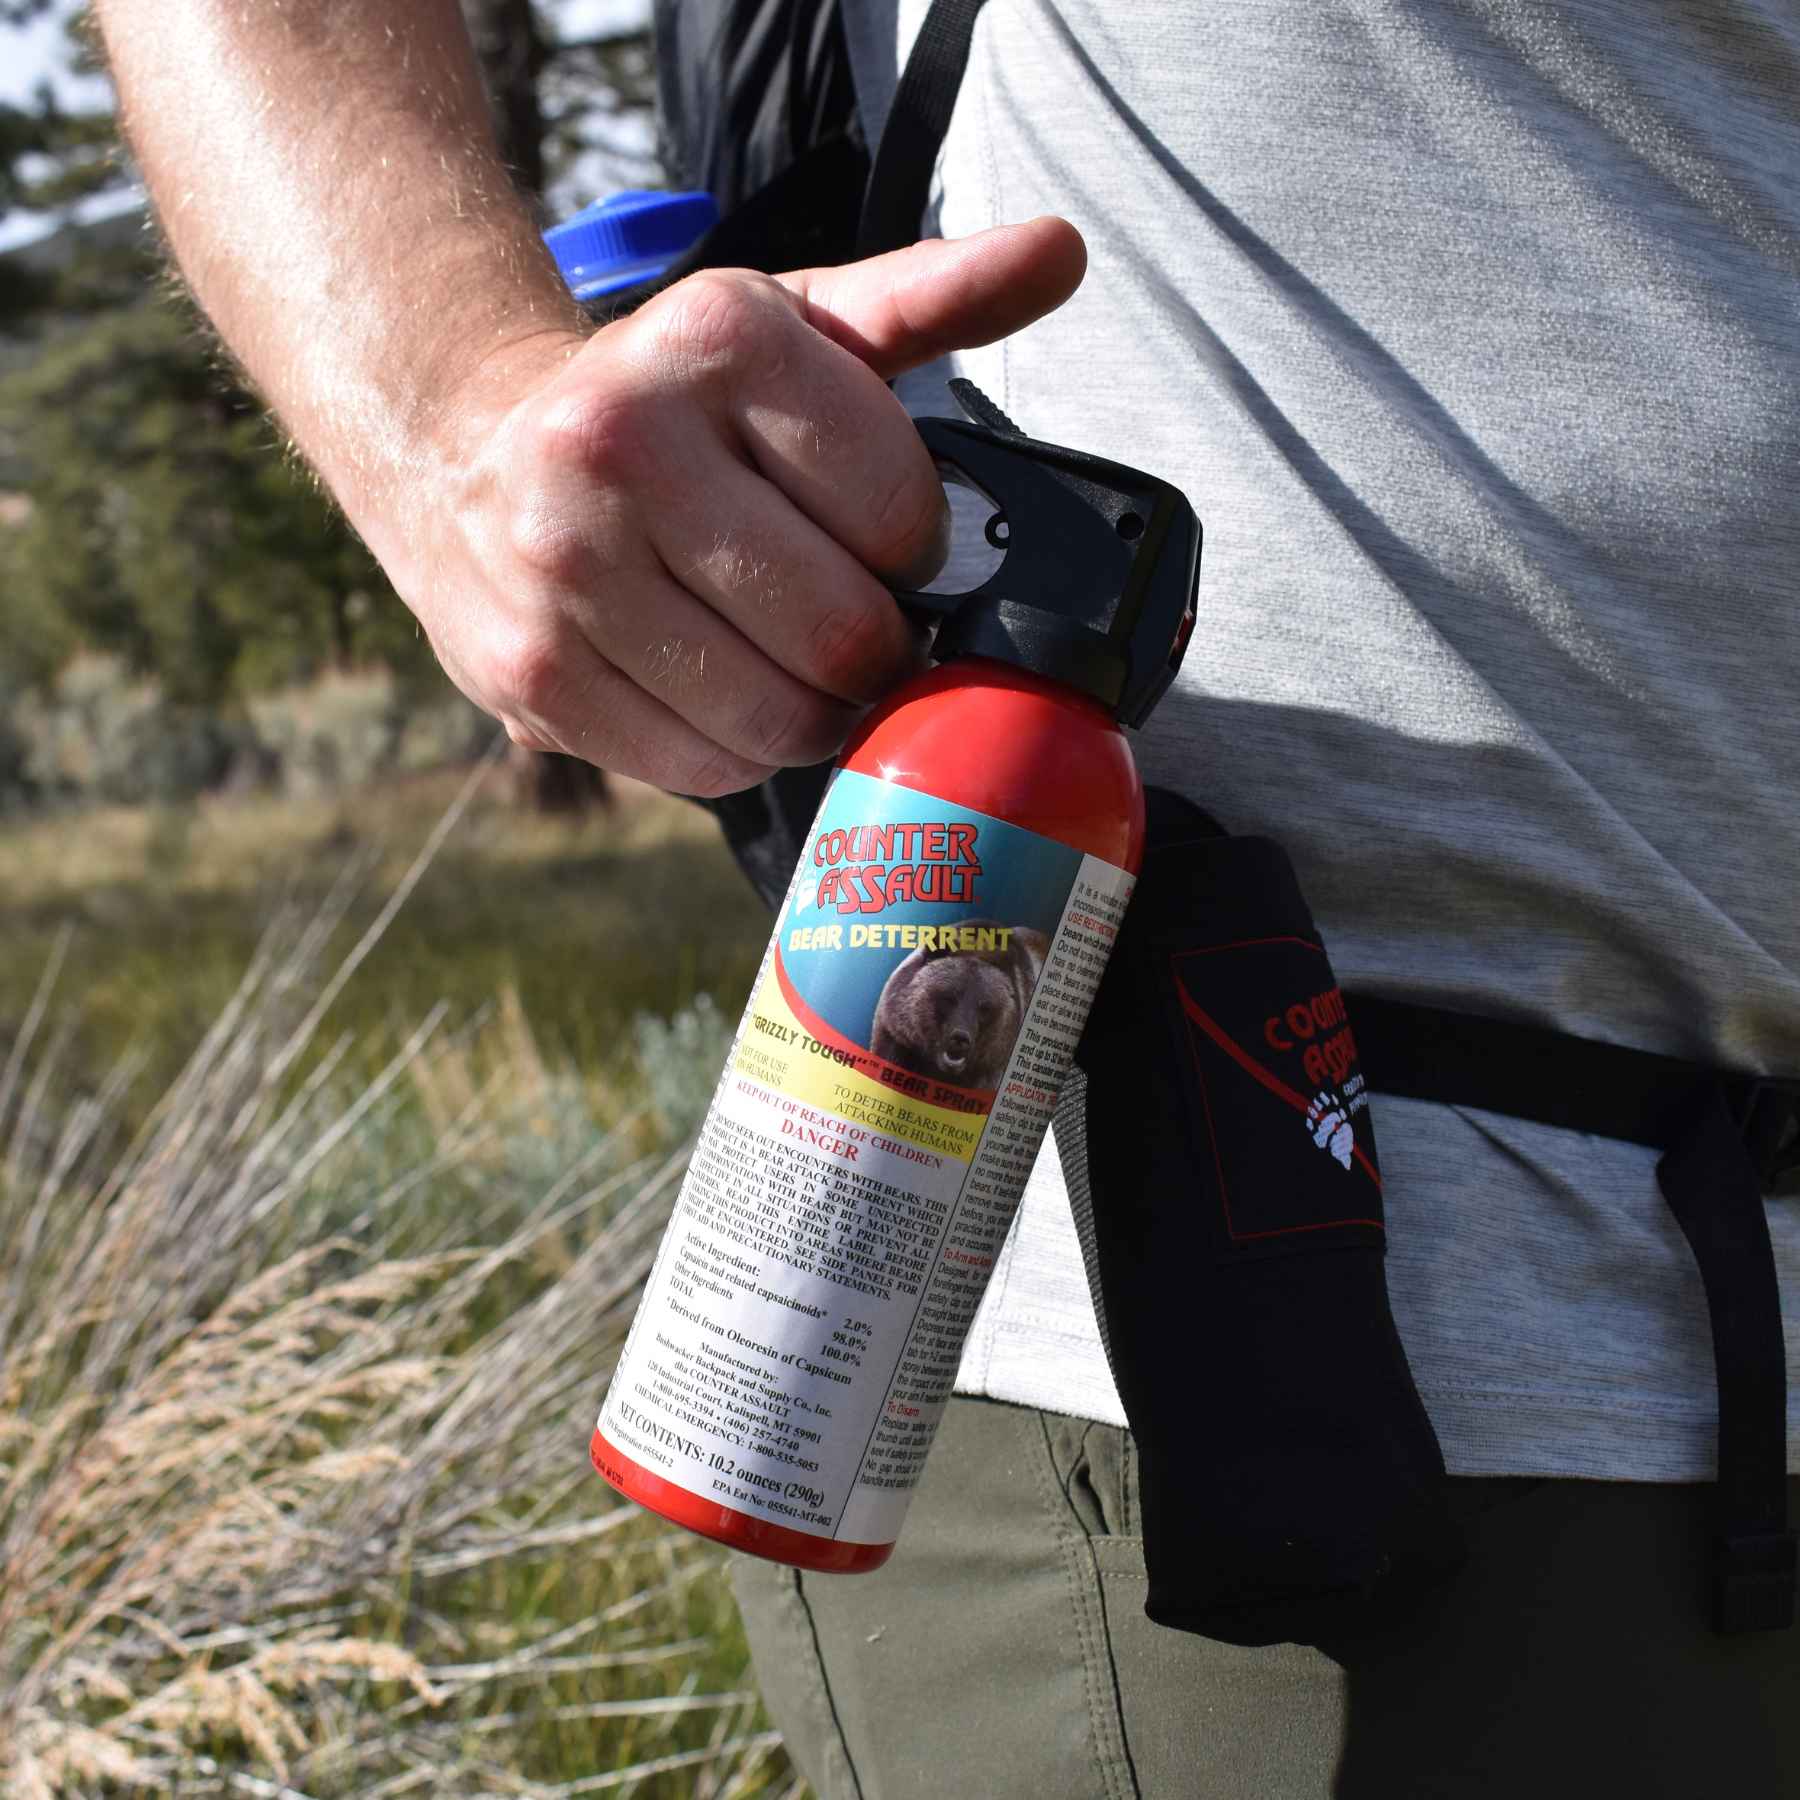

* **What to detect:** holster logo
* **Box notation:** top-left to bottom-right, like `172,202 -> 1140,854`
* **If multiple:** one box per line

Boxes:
1171,938 -> 1382,1228
810,821 -> 983,914
1264,985 -> 1358,1087
1306,1090 -> 1358,1170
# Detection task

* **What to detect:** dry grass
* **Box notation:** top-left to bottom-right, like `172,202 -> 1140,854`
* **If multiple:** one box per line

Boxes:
0,763 -> 766,1133
0,764 -> 721,910
0,756 -> 801,1797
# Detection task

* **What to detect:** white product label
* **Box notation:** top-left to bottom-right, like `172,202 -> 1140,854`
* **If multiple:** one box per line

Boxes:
598,769 -> 1132,1546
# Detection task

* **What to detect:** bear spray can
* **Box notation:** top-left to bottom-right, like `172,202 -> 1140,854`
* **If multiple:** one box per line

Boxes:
591,380 -> 1202,1570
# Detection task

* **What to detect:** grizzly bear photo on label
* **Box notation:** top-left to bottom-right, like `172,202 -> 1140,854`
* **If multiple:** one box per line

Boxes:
869,923 -> 1050,1091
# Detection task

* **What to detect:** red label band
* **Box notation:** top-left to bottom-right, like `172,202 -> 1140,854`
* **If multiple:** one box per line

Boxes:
590,1428 -> 893,1573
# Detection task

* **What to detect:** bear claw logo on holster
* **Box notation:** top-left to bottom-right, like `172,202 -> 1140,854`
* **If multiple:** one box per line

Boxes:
1164,933 -> 1384,1249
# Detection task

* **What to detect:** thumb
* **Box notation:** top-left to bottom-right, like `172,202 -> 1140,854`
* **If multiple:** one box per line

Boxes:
776,216 -> 1087,381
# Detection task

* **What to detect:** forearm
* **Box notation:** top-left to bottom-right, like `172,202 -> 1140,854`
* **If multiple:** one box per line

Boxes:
95,0 -> 584,570
93,0 -> 1086,798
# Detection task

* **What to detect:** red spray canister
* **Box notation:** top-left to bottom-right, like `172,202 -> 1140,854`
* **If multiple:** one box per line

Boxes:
591,381 -> 1202,1570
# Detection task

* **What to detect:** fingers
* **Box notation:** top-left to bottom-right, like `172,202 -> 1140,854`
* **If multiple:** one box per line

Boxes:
567,554 -> 868,767
510,306 -> 930,707
642,448 -> 929,705
629,220 -> 1088,582
461,499 -> 871,787
625,268 -> 952,588
423,220 -> 1088,796
732,327 -> 954,589
776,216 -> 1087,380
464,624 -> 782,799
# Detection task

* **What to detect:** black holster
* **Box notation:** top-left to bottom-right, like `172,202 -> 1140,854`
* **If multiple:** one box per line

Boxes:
1067,786 -> 1797,1645
697,775 -> 1795,1642
1065,788 -> 1465,1646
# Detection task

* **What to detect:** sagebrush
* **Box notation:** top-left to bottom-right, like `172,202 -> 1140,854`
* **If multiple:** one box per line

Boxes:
0,759 -> 797,1798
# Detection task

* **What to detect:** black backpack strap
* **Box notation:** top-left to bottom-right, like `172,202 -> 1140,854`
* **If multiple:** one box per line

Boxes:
654,0 -> 866,211
856,0 -> 993,257
620,0 -> 992,306
601,0 -> 995,901
1348,992 -> 1800,1634
588,0 -> 993,902
1660,1097 -> 1798,1633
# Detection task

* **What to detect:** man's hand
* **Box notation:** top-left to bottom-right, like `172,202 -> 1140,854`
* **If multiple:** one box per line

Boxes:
95,0 -> 1085,795
397,222 -> 1086,798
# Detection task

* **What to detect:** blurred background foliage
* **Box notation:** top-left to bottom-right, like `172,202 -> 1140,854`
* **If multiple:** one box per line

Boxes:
0,0 -> 762,1109
0,4 -> 803,1794
0,0 -> 657,809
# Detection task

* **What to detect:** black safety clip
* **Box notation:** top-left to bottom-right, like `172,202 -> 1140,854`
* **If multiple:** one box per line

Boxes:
888,379 -> 1202,729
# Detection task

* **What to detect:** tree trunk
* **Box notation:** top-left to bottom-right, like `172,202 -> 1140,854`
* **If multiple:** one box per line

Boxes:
506,741 -> 613,816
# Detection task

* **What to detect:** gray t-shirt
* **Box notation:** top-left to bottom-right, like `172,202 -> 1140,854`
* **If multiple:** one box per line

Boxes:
843,0 -> 1800,1480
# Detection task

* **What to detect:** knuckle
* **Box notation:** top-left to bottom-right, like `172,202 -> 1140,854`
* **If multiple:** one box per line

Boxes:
504,500 -> 591,590
866,459 -> 946,575
737,688 -> 842,766
494,627 -> 574,724
807,600 -> 899,699
687,528 -> 781,618
674,742 -> 772,800
637,631 -> 709,700
502,717 -> 552,752
647,269 -> 786,375
527,385 -> 652,482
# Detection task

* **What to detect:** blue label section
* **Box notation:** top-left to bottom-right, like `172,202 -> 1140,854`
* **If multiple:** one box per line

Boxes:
778,768 -> 1080,1072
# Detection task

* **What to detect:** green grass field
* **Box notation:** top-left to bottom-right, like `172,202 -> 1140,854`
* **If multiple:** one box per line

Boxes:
0,763 -> 768,1130
0,763 -> 802,1797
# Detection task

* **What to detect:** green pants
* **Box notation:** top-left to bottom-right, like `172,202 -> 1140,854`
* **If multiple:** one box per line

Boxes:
732,1396 -> 1800,1799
